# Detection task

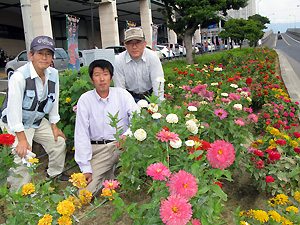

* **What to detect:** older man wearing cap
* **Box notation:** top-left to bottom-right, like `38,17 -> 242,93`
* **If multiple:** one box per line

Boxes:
114,27 -> 165,102
0,35 -> 68,191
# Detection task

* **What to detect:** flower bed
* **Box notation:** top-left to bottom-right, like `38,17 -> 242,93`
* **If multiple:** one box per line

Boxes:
1,47 -> 300,224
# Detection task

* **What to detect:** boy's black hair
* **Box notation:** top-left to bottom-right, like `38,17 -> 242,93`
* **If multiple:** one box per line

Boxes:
88,59 -> 114,80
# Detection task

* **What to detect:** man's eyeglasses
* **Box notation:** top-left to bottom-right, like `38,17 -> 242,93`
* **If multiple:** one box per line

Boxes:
126,40 -> 144,47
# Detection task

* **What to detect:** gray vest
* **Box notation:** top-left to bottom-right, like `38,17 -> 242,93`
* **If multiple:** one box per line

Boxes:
0,63 -> 58,129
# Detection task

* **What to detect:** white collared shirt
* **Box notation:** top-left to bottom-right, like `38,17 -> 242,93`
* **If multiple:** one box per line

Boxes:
7,62 -> 60,132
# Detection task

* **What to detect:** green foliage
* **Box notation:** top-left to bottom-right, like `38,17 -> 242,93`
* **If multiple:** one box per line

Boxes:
248,14 -> 271,29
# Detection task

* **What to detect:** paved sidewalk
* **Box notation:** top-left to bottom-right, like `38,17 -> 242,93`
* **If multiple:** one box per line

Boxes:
0,67 -> 6,77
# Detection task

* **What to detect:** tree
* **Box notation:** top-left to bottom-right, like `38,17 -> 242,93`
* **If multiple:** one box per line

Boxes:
159,0 -> 248,64
248,14 -> 270,29
218,18 -> 264,49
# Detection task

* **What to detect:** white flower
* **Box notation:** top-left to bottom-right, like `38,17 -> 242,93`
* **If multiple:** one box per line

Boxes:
230,84 -> 238,88
233,103 -> 243,110
134,129 -> 147,141
247,97 -> 252,102
186,120 -> 198,134
185,140 -> 195,147
221,93 -> 228,97
137,99 -> 149,108
170,138 -> 182,148
166,114 -> 179,124
152,113 -> 162,119
214,67 -> 222,71
148,103 -> 158,113
188,106 -> 197,112
156,77 -> 165,83
240,91 -> 248,97
200,101 -> 208,105
211,82 -> 218,86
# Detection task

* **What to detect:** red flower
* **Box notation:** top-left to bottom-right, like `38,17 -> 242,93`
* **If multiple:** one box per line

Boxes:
246,77 -> 252,85
254,149 -> 264,157
0,134 -> 15,147
184,72 -> 189,75
294,132 -> 300,138
215,182 -> 223,188
268,151 -> 281,161
265,176 -> 274,183
294,147 -> 300,153
178,71 -> 183,74
190,73 -> 194,76
163,126 -> 170,131
275,139 -> 286,146
255,160 -> 265,169
291,123 -> 298,127
227,78 -> 234,82
173,68 -> 178,71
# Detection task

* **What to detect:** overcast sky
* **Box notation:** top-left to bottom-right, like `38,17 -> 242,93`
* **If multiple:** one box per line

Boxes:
256,0 -> 300,32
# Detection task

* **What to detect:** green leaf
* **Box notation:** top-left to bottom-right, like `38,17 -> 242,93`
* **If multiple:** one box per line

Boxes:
51,194 -> 63,203
211,184 -> 227,201
111,208 -> 123,224
126,203 -> 138,212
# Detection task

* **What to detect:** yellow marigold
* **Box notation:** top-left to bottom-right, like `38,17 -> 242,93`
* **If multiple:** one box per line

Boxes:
101,187 -> 116,201
293,191 -> 300,203
38,214 -> 53,225
281,217 -> 294,225
247,209 -> 255,218
289,140 -> 299,148
250,143 -> 258,148
253,210 -> 269,223
239,211 -> 247,217
240,221 -> 249,225
28,158 -> 39,164
270,128 -> 280,136
268,210 -> 281,222
275,194 -> 289,205
57,215 -> 72,225
66,196 -> 82,209
286,206 -> 299,214
21,183 -> 35,196
69,173 -> 87,189
56,200 -> 75,216
281,134 -> 290,140
79,189 -> 93,204
274,94 -> 280,98
65,97 -> 71,103
269,139 -> 277,146
257,140 -> 264,144
268,198 -> 278,207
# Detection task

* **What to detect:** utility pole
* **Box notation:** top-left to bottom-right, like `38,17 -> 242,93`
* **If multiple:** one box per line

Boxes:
20,0 -> 34,56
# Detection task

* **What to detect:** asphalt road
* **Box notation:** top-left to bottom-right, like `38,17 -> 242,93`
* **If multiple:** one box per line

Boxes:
0,67 -> 7,96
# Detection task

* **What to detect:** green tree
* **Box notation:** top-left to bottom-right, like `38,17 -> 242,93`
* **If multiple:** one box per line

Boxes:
159,0 -> 247,64
218,18 -> 264,49
248,14 -> 270,29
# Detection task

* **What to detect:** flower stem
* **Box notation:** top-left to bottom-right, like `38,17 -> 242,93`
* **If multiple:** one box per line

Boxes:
77,199 -> 107,221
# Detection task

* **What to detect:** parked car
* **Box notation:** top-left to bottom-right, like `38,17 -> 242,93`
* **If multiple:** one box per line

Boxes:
78,50 -> 84,67
195,43 -> 204,54
105,46 -> 126,55
160,43 -> 181,56
155,45 -> 174,58
5,48 -> 68,79
146,45 -> 164,60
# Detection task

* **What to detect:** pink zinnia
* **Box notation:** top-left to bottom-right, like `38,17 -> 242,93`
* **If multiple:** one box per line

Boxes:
191,218 -> 202,225
206,140 -> 235,170
248,114 -> 258,123
167,170 -> 198,200
234,119 -> 245,126
160,195 -> 192,225
146,163 -> 171,181
156,130 -> 179,142
214,108 -> 228,119
102,180 -> 120,190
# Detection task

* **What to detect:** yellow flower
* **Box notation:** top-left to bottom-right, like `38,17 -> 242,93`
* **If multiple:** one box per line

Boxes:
65,97 -> 71,103
72,146 -> 75,151
281,134 -> 290,140
57,215 -> 72,225
69,173 -> 87,189
286,206 -> 299,214
239,211 -> 247,217
293,191 -> 300,203
56,200 -> 75,216
268,210 -> 281,222
28,158 -> 39,164
257,140 -> 264,144
38,214 -> 53,225
240,222 -> 249,225
79,189 -> 93,204
253,210 -> 269,223
21,183 -> 35,196
289,140 -> 299,148
101,187 -> 116,200
269,139 -> 277,146
250,143 -> 258,148
281,217 -> 294,225
66,196 -> 82,209
275,194 -> 289,205
168,83 -> 174,88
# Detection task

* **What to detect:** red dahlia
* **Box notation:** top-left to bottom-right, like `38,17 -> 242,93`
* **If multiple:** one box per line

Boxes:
0,134 -> 15,147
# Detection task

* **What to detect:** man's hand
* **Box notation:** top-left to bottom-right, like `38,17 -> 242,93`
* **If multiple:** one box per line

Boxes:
51,124 -> 66,142
15,131 -> 32,159
115,135 -> 127,149
84,173 -> 92,185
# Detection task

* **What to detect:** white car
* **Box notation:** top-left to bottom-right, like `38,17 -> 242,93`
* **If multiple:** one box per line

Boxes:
146,46 -> 164,60
155,45 -> 174,58
5,48 -> 68,79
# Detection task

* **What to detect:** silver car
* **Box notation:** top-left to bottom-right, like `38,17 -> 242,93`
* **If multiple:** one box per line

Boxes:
5,48 -> 68,79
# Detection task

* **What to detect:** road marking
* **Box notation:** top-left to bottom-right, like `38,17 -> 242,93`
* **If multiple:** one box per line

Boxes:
282,34 -> 290,46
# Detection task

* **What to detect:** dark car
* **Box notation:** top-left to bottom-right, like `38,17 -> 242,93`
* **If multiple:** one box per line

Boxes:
278,34 -> 282,40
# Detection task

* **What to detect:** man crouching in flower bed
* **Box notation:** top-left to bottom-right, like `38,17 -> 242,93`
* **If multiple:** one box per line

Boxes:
74,59 -> 139,196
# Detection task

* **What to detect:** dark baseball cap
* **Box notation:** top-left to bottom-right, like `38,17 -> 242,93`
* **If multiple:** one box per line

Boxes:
30,36 -> 55,52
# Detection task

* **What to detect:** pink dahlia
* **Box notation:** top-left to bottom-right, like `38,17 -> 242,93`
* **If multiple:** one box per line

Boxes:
214,108 -> 228,119
160,195 -> 192,225
167,170 -> 198,200
146,163 -> 171,181
206,140 -> 235,170
156,130 -> 179,142
102,180 -> 120,190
